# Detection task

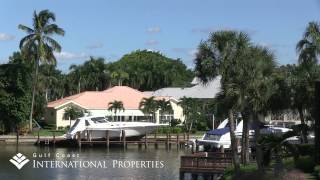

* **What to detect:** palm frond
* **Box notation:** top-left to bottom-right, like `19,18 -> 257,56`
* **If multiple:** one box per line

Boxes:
18,24 -> 34,34
19,34 -> 36,49
44,36 -> 62,52
43,24 -> 65,36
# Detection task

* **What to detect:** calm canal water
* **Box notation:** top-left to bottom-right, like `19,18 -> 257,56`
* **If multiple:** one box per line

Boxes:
0,144 -> 188,180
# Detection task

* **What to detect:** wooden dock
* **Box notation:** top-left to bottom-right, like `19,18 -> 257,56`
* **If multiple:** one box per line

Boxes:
36,130 -> 191,149
179,152 -> 232,180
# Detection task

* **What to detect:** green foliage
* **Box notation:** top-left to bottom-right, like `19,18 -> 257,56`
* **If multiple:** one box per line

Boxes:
63,106 -> 84,120
108,100 -> 125,121
314,165 -> 320,179
0,64 -> 31,132
110,50 -> 193,90
296,144 -> 314,156
139,96 -> 158,121
156,126 -> 183,134
294,156 -> 316,173
170,119 -> 181,127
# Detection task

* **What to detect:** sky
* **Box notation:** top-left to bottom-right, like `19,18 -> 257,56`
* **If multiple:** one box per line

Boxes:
0,0 -> 319,72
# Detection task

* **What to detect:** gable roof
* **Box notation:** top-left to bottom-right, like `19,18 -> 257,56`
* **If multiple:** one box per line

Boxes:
47,86 -> 150,109
149,76 -> 221,99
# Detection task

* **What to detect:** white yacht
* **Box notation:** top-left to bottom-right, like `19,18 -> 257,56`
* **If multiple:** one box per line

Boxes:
197,119 -> 292,149
197,119 -> 244,149
65,115 -> 162,140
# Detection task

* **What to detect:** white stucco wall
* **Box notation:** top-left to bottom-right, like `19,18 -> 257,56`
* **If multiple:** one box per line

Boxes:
48,99 -> 186,129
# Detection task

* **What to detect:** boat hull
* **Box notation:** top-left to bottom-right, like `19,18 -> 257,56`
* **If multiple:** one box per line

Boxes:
70,125 -> 158,140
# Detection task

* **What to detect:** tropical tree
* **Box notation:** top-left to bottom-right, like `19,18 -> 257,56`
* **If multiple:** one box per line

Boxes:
178,97 -> 199,132
110,50 -> 193,90
296,21 -> 320,64
108,100 -> 125,121
18,9 -> 65,131
0,64 -> 31,133
194,30 -> 253,172
157,99 -> 173,124
69,64 -> 83,94
111,70 -> 129,86
296,22 -> 320,164
139,96 -> 158,122
63,106 -> 84,127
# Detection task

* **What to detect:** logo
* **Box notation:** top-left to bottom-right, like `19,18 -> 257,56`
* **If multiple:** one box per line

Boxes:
9,153 -> 30,170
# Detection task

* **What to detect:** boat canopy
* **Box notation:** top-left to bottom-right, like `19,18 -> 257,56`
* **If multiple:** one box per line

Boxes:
206,127 -> 229,135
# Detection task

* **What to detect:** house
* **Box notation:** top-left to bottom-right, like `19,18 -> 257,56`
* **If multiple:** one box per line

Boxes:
45,86 -> 184,129
147,76 -> 302,127
147,76 -> 221,99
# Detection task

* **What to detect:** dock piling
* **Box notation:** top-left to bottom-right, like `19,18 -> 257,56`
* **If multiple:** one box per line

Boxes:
106,130 -> 109,149
77,131 -> 81,148
144,132 -> 148,149
122,130 -> 126,149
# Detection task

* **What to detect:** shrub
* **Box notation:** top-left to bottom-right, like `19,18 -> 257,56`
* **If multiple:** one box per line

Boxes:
170,119 -> 181,127
296,144 -> 314,156
171,127 -> 182,134
314,165 -> 320,179
294,156 -> 316,173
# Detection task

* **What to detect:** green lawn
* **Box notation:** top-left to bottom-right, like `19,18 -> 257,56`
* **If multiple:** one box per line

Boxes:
32,129 -> 66,136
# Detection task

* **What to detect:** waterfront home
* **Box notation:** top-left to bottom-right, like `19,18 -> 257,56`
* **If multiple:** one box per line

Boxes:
45,86 -> 183,129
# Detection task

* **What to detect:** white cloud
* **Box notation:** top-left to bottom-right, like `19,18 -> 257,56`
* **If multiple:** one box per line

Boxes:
145,40 -> 159,46
191,27 -> 258,36
146,27 -> 161,33
86,42 -> 104,49
191,27 -> 216,33
54,51 -> 88,60
171,48 -> 197,58
0,33 -> 15,41
188,49 -> 197,58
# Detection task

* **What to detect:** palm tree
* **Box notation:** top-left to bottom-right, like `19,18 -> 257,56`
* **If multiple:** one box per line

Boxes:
108,100 -> 125,121
178,97 -> 199,132
19,9 -> 65,131
63,106 -> 84,127
139,97 -> 158,122
296,21 -> 320,143
296,21 -> 320,64
69,64 -> 83,94
157,99 -> 173,124
194,30 -> 252,173
243,46 -> 277,171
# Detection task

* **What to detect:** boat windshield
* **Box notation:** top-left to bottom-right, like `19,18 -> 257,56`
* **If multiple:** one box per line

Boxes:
91,117 -> 108,123
204,134 -> 221,141
69,118 -> 81,132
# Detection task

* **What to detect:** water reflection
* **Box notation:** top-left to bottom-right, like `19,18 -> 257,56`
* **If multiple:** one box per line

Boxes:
0,145 -> 186,180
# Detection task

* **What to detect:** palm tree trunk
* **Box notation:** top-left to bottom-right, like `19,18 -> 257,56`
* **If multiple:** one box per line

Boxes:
298,107 -> 308,143
314,81 -> 320,164
29,59 -> 39,132
228,109 -> 240,173
253,113 -> 264,172
78,80 -> 81,93
45,88 -> 48,102
241,111 -> 250,165
189,119 -> 194,132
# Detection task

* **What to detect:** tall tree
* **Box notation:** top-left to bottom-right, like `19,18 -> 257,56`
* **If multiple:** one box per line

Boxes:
18,9 -> 65,131
139,96 -> 158,122
194,30 -> 253,172
178,97 -> 199,132
108,100 -> 125,121
296,21 -> 320,64
157,99 -> 173,124
63,106 -> 84,126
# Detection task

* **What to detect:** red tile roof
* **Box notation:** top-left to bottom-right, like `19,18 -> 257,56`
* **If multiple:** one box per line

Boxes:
47,86 -> 151,109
